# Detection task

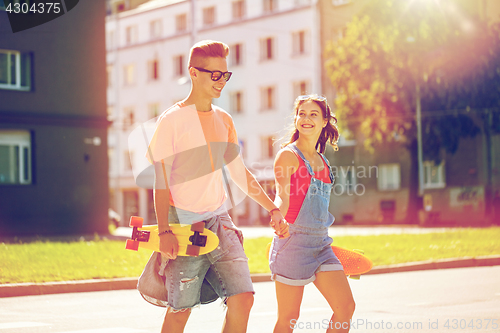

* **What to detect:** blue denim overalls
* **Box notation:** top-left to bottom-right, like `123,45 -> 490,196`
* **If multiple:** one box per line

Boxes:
269,143 -> 343,286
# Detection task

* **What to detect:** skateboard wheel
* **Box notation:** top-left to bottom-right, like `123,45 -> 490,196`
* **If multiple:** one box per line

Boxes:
129,216 -> 143,228
191,222 -> 205,233
125,239 -> 140,251
349,275 -> 361,280
186,245 -> 200,257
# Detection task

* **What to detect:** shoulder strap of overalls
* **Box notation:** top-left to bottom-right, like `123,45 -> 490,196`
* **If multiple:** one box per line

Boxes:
319,152 -> 335,184
287,144 -> 314,177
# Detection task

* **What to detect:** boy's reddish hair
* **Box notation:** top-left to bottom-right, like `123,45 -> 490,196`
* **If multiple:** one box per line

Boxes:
188,40 -> 229,69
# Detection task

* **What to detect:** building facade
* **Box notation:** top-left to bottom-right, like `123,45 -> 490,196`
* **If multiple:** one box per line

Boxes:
107,0 -> 500,227
0,1 -> 109,235
319,0 -> 500,225
106,0 -> 328,225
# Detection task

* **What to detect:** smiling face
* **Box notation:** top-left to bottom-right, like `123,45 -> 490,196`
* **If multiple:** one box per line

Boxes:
191,56 -> 228,100
294,100 -> 328,137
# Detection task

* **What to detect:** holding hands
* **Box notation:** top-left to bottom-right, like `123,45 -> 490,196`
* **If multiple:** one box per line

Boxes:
270,208 -> 289,238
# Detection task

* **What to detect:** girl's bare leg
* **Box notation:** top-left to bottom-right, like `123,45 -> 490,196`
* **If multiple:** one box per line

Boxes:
313,271 -> 355,333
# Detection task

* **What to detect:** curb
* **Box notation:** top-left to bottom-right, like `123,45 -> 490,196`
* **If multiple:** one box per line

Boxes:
2,255 -> 500,298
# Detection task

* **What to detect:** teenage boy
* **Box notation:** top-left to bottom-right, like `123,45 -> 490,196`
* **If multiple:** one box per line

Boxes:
143,40 -> 287,333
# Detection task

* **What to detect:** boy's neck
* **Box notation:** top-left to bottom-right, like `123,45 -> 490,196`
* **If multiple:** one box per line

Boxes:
183,91 -> 212,112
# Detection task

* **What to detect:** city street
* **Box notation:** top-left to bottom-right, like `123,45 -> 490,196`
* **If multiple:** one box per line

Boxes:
1,266 -> 499,333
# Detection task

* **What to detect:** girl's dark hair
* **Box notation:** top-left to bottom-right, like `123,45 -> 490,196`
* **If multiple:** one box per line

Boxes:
281,94 -> 339,154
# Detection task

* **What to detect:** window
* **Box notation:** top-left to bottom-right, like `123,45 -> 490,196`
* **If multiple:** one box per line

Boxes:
123,190 -> 138,217
333,27 -> 348,41
336,166 -> 356,192
232,0 -> 245,20
261,135 -> 277,160
176,13 -> 187,32
150,19 -> 162,40
125,25 -> 138,45
0,130 -> 32,185
149,103 -> 160,119
203,6 -> 215,26
260,37 -> 275,61
292,30 -> 307,55
108,147 -> 116,173
174,55 -> 184,77
293,80 -> 309,98
377,164 -> 400,191
230,91 -> 244,114
113,0 -> 126,12
124,150 -> 133,171
260,86 -> 276,111
0,49 -> 32,91
230,43 -> 243,66
423,161 -> 445,189
123,64 -> 135,86
148,59 -> 159,81
107,65 -> 113,88
332,0 -> 352,6
106,30 -> 115,50
263,0 -> 277,13
123,107 -> 135,130
107,106 -> 115,121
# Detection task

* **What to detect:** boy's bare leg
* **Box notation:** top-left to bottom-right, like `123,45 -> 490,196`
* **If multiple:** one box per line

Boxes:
221,292 -> 254,333
161,308 -> 191,333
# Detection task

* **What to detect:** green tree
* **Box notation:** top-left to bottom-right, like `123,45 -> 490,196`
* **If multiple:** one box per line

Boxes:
325,0 -> 500,223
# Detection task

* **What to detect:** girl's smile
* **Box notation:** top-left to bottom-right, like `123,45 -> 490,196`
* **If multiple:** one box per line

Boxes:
295,100 -> 327,134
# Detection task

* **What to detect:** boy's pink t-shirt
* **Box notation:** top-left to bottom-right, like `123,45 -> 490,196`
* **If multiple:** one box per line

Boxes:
147,102 -> 239,213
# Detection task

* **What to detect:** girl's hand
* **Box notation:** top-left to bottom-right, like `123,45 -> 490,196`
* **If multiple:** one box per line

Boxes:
270,210 -> 290,238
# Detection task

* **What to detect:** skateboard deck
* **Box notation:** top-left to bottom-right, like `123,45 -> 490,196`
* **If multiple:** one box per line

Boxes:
126,216 -> 219,257
266,243 -> 373,279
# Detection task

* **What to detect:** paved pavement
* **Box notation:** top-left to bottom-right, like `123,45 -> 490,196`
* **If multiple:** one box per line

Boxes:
1,266 -> 499,333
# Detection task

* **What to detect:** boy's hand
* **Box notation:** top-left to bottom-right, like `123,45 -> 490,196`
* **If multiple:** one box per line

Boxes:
159,233 -> 178,259
270,210 -> 290,238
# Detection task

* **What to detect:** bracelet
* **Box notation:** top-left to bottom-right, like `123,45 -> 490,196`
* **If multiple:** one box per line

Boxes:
158,229 -> 173,236
269,208 -> 280,216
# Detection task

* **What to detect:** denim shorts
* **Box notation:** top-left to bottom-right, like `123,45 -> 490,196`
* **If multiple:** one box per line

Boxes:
161,208 -> 254,310
269,228 -> 343,286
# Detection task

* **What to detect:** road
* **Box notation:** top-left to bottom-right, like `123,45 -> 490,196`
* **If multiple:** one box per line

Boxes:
1,266 -> 499,333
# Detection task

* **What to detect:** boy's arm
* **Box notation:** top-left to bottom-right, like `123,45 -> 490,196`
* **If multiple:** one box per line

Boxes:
154,160 -> 178,259
226,155 -> 288,235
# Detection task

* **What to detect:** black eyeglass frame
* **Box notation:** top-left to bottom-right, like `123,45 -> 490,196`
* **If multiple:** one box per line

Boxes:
192,67 -> 232,82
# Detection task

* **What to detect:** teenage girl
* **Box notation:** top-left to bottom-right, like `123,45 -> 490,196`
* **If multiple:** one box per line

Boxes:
269,95 -> 355,333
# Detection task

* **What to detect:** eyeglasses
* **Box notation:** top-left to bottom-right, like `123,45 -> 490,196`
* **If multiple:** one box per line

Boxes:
296,94 -> 333,117
193,67 -> 232,82
296,95 -> 327,103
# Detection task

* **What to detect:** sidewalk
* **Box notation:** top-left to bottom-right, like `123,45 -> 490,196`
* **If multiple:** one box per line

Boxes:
2,225 -> 500,298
